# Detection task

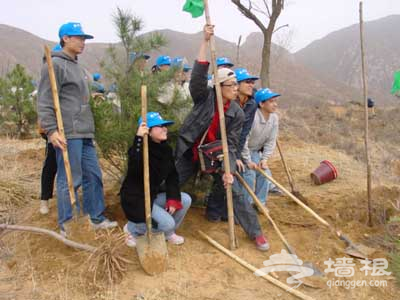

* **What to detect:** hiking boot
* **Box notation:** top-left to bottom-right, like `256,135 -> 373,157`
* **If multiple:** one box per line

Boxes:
166,233 -> 184,245
123,224 -> 137,248
90,218 -> 118,230
255,234 -> 270,251
39,200 -> 49,215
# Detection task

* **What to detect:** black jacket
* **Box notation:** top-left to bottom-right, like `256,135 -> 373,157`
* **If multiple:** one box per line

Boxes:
120,136 -> 181,223
175,61 -> 244,172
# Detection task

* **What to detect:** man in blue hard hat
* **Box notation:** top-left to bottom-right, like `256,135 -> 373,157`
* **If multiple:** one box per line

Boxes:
241,88 -> 280,207
129,51 -> 150,72
37,22 -> 118,237
152,55 -> 171,73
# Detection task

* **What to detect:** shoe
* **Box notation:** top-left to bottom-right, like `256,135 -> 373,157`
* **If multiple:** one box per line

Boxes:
206,214 -> 221,222
39,200 -> 49,215
123,224 -> 137,248
60,221 -> 72,238
269,188 -> 283,196
255,234 -> 270,251
221,216 -> 239,225
90,218 -> 118,230
166,233 -> 184,245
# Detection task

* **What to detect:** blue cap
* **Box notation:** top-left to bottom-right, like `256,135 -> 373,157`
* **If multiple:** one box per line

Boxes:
234,68 -> 259,82
92,73 -> 101,81
129,52 -> 150,63
183,64 -> 192,72
216,57 -> 234,67
52,44 -> 62,52
156,55 -> 171,67
255,88 -> 280,104
138,112 -> 174,128
58,22 -> 94,39
172,56 -> 184,67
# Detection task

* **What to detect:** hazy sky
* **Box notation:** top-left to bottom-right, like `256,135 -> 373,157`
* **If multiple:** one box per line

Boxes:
1,0 -> 399,52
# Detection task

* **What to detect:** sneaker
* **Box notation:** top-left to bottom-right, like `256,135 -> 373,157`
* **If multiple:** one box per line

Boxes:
269,188 -> 283,196
60,221 -> 72,238
90,218 -> 118,230
123,224 -> 137,248
255,234 -> 270,251
166,233 -> 184,245
39,200 -> 49,215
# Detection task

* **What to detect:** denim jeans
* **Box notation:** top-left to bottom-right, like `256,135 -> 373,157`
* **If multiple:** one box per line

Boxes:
55,138 -> 105,226
126,192 -> 192,238
242,151 -> 271,205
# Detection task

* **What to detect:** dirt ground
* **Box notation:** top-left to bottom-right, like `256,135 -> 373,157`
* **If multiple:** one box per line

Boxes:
0,136 -> 398,300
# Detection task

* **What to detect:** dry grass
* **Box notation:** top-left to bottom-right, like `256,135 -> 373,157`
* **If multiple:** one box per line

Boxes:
86,228 -> 133,286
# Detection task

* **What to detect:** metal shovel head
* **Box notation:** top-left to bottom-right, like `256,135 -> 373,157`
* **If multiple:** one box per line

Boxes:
136,232 -> 168,276
345,243 -> 376,259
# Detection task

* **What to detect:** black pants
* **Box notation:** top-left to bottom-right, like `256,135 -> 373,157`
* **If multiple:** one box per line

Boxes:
40,141 -> 57,200
176,154 -> 262,239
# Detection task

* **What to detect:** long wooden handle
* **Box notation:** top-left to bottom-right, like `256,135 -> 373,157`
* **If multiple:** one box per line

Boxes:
235,172 -> 296,254
255,166 -> 330,227
44,45 -> 76,206
198,230 -> 315,300
141,85 -> 152,240
276,139 -> 297,192
204,0 -> 236,250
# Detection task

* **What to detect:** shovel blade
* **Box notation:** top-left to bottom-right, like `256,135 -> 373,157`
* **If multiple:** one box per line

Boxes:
345,243 -> 375,259
136,232 -> 168,275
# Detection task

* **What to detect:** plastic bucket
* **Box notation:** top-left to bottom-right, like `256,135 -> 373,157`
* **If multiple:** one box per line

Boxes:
310,160 -> 338,185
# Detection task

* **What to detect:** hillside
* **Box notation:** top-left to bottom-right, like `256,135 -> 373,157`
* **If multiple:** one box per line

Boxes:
295,15 -> 400,105
0,24 -> 361,107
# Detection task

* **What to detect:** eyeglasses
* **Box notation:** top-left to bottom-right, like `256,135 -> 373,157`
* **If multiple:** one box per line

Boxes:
221,82 -> 238,88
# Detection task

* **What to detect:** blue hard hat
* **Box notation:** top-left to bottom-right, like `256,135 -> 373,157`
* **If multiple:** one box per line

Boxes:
138,112 -> 174,129
183,64 -> 192,72
234,68 -> 259,82
172,56 -> 184,67
58,22 -> 94,39
129,51 -> 150,63
255,88 -> 280,104
216,57 -> 234,67
156,55 -> 171,67
52,44 -> 62,52
92,73 -> 101,81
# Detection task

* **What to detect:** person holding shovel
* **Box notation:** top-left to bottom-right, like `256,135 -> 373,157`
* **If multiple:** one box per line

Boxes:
241,88 -> 280,206
120,112 -> 192,247
175,24 -> 269,251
37,22 -> 118,237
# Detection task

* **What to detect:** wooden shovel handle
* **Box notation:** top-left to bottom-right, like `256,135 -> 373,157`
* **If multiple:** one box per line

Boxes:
44,45 -> 76,206
204,0 -> 236,250
276,139 -> 297,192
141,85 -> 152,240
255,166 -> 330,227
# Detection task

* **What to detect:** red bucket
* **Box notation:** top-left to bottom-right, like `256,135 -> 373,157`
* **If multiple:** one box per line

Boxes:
310,160 -> 338,185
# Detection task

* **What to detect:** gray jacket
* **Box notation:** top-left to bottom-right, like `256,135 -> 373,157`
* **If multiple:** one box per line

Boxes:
175,61 -> 244,171
37,51 -> 94,139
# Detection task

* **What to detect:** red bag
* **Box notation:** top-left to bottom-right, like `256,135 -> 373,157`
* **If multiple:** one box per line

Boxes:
198,140 -> 223,173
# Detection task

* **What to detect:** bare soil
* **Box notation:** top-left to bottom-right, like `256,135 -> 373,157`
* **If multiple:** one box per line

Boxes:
0,135 -> 398,300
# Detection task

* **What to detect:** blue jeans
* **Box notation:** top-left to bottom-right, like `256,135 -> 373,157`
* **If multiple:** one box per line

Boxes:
55,139 -> 106,226
126,192 -> 192,238
242,151 -> 271,205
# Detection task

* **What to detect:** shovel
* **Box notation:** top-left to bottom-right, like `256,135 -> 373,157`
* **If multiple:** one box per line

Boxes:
44,46 -> 76,207
255,166 -> 375,259
136,85 -> 168,275
235,172 -> 326,288
276,140 -> 309,205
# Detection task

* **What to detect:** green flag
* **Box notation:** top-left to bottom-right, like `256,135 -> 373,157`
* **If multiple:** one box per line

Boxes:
391,70 -> 400,96
183,0 -> 204,18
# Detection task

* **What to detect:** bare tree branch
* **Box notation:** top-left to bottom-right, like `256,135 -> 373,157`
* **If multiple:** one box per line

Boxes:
231,0 -> 267,32
273,24 -> 289,33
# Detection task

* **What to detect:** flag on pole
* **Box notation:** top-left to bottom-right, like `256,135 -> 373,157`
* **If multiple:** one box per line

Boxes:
183,0 -> 204,18
391,70 -> 400,96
